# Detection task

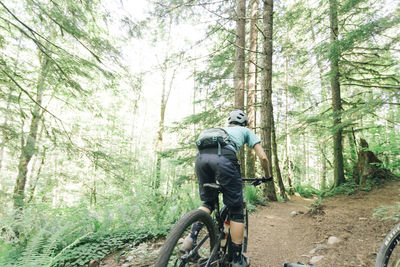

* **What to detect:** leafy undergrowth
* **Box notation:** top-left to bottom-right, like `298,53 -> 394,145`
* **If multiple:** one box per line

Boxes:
244,185 -> 264,212
294,176 -> 400,200
2,178 -> 396,267
53,228 -> 168,266
373,201 -> 400,221
0,186 -> 201,267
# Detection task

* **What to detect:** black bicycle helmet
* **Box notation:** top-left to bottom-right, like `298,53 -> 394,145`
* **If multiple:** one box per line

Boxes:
228,110 -> 248,126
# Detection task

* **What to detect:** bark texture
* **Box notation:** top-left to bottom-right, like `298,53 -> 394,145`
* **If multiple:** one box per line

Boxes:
261,0 -> 277,201
272,118 -> 288,200
246,0 -> 259,178
329,0 -> 345,187
234,0 -> 246,111
353,139 -> 398,185
234,0 -> 246,177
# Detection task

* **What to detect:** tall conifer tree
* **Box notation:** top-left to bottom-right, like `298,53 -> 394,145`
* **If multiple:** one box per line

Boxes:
261,0 -> 277,201
234,0 -> 246,176
329,0 -> 345,187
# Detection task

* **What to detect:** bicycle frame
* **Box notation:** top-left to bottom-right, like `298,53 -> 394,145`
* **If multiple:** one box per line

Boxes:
201,177 -> 272,267
155,176 -> 273,267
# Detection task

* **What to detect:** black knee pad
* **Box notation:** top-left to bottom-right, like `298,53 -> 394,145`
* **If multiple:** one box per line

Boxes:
229,205 -> 244,223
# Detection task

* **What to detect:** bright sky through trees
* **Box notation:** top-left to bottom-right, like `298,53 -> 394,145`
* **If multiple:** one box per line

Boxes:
105,0 -> 210,149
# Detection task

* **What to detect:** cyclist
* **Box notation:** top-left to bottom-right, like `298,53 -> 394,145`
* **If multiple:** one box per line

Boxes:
182,110 -> 272,267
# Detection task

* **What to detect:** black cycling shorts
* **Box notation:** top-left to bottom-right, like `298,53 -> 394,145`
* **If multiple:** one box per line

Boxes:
195,147 -> 244,222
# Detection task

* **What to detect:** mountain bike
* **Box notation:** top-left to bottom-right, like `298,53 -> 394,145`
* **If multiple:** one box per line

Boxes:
375,221 -> 400,267
155,177 -> 272,267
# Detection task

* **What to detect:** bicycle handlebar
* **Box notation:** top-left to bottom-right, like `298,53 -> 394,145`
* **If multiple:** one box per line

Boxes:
242,176 -> 273,186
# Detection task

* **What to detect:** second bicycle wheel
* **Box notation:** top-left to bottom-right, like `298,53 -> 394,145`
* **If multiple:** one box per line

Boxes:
376,222 -> 400,267
155,209 -> 217,267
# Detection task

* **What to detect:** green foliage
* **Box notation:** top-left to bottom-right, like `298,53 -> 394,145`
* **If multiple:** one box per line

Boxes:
307,199 -> 325,216
244,186 -> 264,212
52,228 -> 166,267
293,185 -> 322,198
0,0 -> 399,266
0,182 -> 199,266
320,180 -> 375,198
373,202 -> 400,221
323,182 -> 358,197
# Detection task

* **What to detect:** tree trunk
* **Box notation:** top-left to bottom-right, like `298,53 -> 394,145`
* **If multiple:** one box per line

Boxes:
303,134 -> 307,182
261,0 -> 277,201
13,55 -> 49,211
155,62 -> 176,190
329,0 -> 345,187
312,21 -> 330,189
272,117 -> 288,200
90,180 -> 97,206
284,55 -> 294,195
246,0 -> 259,178
27,147 -> 46,203
346,129 -> 358,178
155,69 -> 167,190
321,148 -> 327,189
311,17 -> 328,100
234,0 -> 246,111
319,142 -> 333,189
353,139 -> 398,185
234,0 -> 246,177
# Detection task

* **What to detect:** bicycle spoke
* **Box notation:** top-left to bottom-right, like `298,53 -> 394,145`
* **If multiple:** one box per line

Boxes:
163,222 -> 213,266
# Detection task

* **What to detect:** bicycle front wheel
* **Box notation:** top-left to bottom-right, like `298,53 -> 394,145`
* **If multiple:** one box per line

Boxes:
376,222 -> 400,267
155,209 -> 217,267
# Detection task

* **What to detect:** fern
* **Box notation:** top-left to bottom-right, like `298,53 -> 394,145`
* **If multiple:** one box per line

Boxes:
1,180 -> 197,266
373,202 -> 400,221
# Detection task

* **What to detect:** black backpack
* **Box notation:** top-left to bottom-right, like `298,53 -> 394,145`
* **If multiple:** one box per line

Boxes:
195,128 -> 236,153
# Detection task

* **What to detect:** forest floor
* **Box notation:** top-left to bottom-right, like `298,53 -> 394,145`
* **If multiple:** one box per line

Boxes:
100,180 -> 400,267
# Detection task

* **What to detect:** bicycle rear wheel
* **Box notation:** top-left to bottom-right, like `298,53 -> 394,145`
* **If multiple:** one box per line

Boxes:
155,209 -> 217,267
376,222 -> 400,267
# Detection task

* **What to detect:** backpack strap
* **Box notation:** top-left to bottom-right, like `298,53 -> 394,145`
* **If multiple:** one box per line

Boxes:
216,127 -> 238,151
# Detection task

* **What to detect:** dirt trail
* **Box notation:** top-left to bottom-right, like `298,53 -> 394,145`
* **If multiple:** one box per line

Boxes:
101,180 -> 400,267
248,181 -> 400,266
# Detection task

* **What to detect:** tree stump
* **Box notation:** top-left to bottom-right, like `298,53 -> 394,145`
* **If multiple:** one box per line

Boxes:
353,138 -> 397,185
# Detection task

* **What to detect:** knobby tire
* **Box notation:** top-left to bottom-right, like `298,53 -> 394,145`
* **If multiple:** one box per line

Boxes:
376,222 -> 400,267
155,209 -> 217,267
